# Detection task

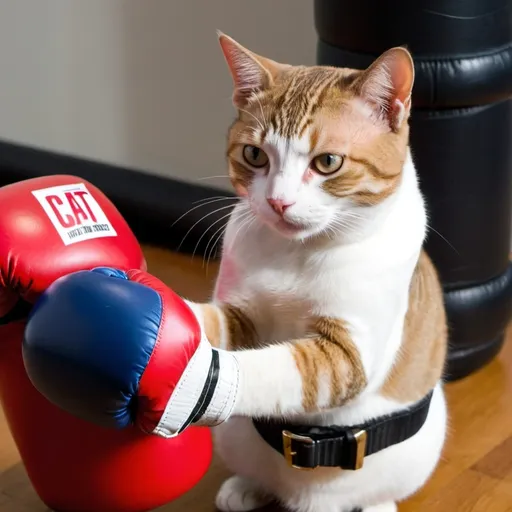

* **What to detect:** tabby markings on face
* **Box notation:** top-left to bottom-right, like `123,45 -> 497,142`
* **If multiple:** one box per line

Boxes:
219,40 -> 412,241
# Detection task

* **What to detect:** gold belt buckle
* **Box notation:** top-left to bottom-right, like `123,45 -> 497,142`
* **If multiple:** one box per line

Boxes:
282,428 -> 368,471
282,430 -> 317,471
350,428 -> 367,470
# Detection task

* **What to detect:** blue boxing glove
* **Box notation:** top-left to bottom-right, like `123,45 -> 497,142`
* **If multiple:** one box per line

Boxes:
22,268 -> 240,437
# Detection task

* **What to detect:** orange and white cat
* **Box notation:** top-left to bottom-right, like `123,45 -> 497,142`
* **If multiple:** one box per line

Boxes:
185,33 -> 448,512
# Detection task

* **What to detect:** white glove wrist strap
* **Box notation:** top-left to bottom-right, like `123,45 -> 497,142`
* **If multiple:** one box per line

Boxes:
195,348 -> 239,427
150,341 -> 240,438
151,335 -> 214,438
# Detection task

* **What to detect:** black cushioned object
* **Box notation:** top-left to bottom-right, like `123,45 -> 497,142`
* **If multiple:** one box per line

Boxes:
314,0 -> 512,380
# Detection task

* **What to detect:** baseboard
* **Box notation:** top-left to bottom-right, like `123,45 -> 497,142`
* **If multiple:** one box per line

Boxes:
0,140 -> 236,256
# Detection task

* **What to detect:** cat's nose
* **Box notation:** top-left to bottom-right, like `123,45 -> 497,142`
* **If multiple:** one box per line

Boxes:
267,198 -> 295,216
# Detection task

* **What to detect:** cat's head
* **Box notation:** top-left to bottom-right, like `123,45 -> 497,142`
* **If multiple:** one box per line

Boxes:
218,32 -> 415,242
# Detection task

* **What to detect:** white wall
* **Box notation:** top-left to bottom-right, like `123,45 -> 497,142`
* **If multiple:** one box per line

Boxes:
0,0 -> 316,190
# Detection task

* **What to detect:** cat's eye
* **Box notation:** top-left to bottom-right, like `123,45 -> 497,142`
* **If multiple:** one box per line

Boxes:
312,153 -> 344,175
243,145 -> 269,168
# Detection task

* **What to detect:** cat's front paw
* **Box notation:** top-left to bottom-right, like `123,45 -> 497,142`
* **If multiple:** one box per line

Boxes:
215,475 -> 272,511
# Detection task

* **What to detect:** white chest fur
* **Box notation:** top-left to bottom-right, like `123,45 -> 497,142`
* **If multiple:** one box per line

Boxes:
214,152 -> 427,393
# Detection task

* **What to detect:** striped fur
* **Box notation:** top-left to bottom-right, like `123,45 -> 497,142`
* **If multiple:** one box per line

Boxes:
187,33 -> 448,512
293,317 -> 367,410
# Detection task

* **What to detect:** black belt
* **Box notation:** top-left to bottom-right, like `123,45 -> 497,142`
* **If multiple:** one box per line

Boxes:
253,390 -> 433,471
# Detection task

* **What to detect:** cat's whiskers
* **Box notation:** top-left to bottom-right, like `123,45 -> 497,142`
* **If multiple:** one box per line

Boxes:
341,210 -> 365,219
325,223 -> 343,238
192,209 -> 239,260
332,215 -> 359,229
237,216 -> 257,250
203,207 -> 252,273
328,216 -> 361,238
177,203 -> 238,252
227,209 -> 255,253
332,221 -> 357,235
335,210 -> 366,223
239,107 -> 265,132
334,210 -> 365,226
171,196 -> 238,228
192,195 -> 233,205
426,223 -> 459,254
324,225 -> 337,241
333,217 -> 360,230
195,176 -> 232,183
204,223 -> 228,273
203,215 -> 235,264
253,94 -> 268,129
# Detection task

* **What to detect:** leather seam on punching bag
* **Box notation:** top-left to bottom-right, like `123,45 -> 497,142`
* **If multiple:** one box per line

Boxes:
411,103 -> 501,118
317,39 -> 512,107
412,41 -> 512,63
443,264 -> 512,347
318,37 -> 512,63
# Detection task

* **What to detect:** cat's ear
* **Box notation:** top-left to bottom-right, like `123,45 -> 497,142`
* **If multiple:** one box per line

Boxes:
217,31 -> 284,108
353,47 -> 415,131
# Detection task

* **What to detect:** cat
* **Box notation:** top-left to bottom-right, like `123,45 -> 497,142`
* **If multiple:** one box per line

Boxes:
186,32 -> 448,512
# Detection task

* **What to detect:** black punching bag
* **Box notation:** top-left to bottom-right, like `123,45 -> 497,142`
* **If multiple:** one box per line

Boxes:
314,0 -> 512,380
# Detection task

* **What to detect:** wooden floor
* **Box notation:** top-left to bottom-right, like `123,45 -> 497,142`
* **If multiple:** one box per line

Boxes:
1,245 -> 512,511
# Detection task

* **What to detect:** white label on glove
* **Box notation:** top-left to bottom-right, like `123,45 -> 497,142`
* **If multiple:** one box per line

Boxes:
32,183 -> 117,245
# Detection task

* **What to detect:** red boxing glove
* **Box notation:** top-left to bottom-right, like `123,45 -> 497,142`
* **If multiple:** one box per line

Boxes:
0,175 -> 146,315
0,175 -> 212,512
